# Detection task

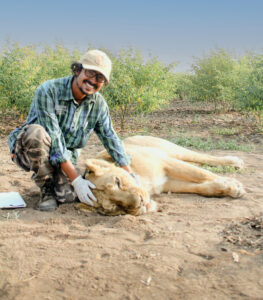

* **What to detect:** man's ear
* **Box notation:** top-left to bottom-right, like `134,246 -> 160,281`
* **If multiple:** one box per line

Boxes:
85,159 -> 111,176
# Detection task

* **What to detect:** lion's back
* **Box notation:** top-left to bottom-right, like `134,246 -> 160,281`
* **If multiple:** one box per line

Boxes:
96,141 -> 168,180
124,135 -> 186,157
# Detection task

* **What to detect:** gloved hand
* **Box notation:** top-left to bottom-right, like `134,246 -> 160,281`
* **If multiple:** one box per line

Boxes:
130,173 -> 141,186
71,176 -> 97,206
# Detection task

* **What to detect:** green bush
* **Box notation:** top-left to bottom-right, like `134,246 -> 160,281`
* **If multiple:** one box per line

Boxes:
0,42 -> 79,114
174,73 -> 193,100
234,54 -> 263,112
1,42 -> 262,126
0,44 -> 177,126
180,48 -> 263,121
189,48 -> 236,111
0,43 -> 40,113
103,48 -> 177,128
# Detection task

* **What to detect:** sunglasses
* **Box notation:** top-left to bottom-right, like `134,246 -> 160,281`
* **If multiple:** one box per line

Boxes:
84,69 -> 106,83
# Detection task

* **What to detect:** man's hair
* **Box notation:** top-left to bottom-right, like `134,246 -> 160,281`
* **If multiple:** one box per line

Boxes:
71,62 -> 83,75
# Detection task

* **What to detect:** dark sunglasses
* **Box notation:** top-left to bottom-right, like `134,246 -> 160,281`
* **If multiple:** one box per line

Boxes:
84,69 -> 106,83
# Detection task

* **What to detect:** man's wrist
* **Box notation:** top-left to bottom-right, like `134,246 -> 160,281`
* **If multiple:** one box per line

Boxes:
120,165 -> 132,174
71,175 -> 82,186
60,160 -> 79,182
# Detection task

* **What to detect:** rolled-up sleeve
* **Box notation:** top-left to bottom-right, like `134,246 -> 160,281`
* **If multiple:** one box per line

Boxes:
94,102 -> 130,166
34,86 -> 71,165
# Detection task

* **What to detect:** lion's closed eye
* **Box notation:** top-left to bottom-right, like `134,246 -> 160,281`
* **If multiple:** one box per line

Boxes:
115,177 -> 121,188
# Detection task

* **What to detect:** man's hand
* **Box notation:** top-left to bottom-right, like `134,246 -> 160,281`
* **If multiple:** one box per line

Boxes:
71,175 -> 97,206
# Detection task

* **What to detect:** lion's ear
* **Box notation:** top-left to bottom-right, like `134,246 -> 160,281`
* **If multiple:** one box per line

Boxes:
85,159 -> 111,177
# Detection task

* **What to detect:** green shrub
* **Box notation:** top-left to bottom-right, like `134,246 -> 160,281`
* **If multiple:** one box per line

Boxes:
0,42 -> 79,114
37,45 -> 80,81
103,48 -> 177,128
1,42 -> 262,127
174,73 -> 193,100
189,48 -> 237,110
234,54 -> 263,114
0,44 -> 177,126
184,49 -> 263,121
0,43 -> 40,113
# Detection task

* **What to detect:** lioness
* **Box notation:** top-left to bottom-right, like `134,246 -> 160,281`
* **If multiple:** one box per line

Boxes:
76,136 -> 245,216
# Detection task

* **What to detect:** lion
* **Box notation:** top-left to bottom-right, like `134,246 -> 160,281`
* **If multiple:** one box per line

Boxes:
76,136 -> 245,216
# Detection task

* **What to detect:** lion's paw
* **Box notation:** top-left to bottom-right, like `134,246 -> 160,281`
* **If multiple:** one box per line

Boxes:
218,177 -> 246,198
224,156 -> 244,169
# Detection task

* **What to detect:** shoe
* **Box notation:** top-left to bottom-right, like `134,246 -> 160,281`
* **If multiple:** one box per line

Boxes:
38,180 -> 58,211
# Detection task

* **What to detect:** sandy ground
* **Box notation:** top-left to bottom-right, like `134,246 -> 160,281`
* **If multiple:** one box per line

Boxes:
0,131 -> 263,300
1,100 -> 263,299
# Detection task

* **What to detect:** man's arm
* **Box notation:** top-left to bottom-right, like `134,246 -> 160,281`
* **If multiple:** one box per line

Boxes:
94,102 -> 141,184
120,165 -> 132,173
60,160 -> 79,182
94,102 -> 131,168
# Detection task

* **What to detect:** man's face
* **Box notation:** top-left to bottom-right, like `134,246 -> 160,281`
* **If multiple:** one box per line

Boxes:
75,69 -> 105,95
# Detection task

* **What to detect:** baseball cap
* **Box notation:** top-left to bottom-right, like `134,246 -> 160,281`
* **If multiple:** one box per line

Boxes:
79,49 -> 112,82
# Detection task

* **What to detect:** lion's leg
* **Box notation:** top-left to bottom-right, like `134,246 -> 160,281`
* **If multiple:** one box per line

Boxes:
163,177 -> 245,198
164,158 -> 218,183
124,136 -> 244,169
168,148 -> 244,169
163,158 -> 245,198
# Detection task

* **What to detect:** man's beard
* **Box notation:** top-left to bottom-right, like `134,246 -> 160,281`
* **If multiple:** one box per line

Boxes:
77,79 -> 97,95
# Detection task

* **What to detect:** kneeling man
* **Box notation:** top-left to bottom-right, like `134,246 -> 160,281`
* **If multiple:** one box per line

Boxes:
8,50 -> 134,211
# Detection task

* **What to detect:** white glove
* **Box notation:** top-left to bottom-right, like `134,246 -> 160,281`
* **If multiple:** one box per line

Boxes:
72,176 -> 97,206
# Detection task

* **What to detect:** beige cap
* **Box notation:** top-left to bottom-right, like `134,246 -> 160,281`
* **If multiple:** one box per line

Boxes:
79,49 -> 112,82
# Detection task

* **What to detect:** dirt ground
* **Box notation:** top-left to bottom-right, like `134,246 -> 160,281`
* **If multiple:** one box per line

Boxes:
0,100 -> 263,300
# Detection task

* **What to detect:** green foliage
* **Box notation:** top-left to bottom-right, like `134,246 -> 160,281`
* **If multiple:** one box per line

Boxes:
210,127 -> 239,135
103,48 -> 177,128
174,73 -> 193,100
1,42 -> 262,126
202,165 -> 244,174
189,48 -> 236,110
170,134 -> 253,152
0,42 -> 79,114
0,43 -> 39,112
37,45 -> 80,82
233,54 -> 263,114
0,44 -> 176,127
173,48 -> 263,122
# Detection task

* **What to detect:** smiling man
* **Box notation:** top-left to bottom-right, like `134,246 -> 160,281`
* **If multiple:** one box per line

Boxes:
8,50 -> 133,211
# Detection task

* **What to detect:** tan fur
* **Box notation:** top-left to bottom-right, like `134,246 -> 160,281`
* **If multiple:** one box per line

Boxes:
77,136 -> 245,216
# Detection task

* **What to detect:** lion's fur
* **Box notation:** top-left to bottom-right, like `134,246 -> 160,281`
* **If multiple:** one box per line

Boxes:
77,136 -> 245,216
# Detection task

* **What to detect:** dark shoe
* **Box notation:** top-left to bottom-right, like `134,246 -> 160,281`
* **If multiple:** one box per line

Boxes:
38,180 -> 58,211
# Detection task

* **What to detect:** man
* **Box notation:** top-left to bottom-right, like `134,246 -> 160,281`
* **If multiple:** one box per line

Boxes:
8,49 -> 134,211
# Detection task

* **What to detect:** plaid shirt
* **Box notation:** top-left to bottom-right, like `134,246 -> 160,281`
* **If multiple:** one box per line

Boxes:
8,76 -> 130,167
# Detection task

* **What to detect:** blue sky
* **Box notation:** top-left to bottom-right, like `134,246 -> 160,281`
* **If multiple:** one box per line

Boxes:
0,0 -> 262,72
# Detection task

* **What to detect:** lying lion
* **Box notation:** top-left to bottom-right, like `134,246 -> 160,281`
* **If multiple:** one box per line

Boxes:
76,136 -> 245,216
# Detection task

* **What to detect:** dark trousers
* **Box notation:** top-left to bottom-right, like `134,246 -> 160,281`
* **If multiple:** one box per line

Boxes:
13,124 -> 76,203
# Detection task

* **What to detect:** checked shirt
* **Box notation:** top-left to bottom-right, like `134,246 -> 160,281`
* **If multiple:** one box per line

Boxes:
8,76 -> 130,167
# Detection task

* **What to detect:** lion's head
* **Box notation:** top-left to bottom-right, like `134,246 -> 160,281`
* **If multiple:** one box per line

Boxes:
79,159 -> 156,216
